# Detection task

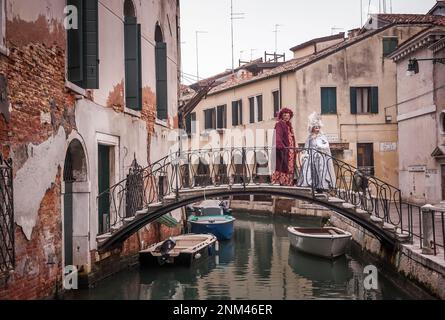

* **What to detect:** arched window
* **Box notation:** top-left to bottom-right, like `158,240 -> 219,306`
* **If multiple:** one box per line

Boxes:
155,24 -> 168,120
124,0 -> 142,110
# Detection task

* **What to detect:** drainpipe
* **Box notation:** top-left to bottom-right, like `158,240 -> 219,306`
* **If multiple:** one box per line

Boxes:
279,74 -> 283,109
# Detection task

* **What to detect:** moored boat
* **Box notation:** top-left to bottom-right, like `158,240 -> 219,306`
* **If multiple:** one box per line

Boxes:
139,234 -> 217,267
287,227 -> 352,259
188,200 -> 235,241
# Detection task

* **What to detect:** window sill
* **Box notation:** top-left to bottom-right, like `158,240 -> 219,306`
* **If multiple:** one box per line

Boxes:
155,118 -> 169,128
0,45 -> 9,57
124,107 -> 142,118
65,81 -> 87,97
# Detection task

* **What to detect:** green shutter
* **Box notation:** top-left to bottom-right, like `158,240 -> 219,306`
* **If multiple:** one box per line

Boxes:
124,17 -> 142,110
371,87 -> 379,114
156,42 -> 168,119
83,0 -> 99,89
217,105 -> 226,129
249,97 -> 254,123
239,100 -> 243,124
273,91 -> 279,116
321,88 -> 328,114
67,0 -> 83,83
350,87 -> 357,114
330,88 -> 337,114
321,88 -> 336,114
257,95 -> 263,122
232,101 -> 237,126
383,38 -> 398,57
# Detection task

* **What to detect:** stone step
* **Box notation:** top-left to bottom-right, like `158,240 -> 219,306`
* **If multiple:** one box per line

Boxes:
355,208 -> 369,215
163,194 -> 177,201
110,225 -> 121,234
123,216 -> 136,225
136,209 -> 147,216
148,202 -> 163,208
383,223 -> 396,232
396,231 -> 411,242
370,215 -> 384,225
342,203 -> 356,209
328,197 -> 345,204
96,233 -> 112,243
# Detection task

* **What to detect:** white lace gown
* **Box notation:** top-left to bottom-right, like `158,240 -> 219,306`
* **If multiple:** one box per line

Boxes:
297,134 -> 336,190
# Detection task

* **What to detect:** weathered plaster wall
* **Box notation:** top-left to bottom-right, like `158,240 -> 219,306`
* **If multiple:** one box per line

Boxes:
397,45 -> 445,203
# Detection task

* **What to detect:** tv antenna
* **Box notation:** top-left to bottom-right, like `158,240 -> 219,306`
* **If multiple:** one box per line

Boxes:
231,0 -> 245,73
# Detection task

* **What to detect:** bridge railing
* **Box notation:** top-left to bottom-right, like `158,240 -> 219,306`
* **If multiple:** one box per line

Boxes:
97,147 -> 403,237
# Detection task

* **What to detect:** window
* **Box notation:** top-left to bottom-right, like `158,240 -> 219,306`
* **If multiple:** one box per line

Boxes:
0,0 -> 5,50
124,0 -> 142,110
204,108 -> 216,130
232,100 -> 243,126
321,87 -> 337,114
185,112 -> 196,136
249,95 -> 263,123
350,87 -> 378,114
357,143 -> 374,176
67,0 -> 99,89
383,37 -> 398,57
217,105 -> 227,129
272,90 -> 280,117
155,24 -> 168,120
0,156 -> 14,272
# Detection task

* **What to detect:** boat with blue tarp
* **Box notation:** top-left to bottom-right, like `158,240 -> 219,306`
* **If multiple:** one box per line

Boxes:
187,200 -> 235,241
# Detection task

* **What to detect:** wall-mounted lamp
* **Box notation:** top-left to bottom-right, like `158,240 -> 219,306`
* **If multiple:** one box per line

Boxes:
407,58 -> 445,76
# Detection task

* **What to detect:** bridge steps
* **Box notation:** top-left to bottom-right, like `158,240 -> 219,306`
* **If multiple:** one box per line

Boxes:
328,197 -> 346,204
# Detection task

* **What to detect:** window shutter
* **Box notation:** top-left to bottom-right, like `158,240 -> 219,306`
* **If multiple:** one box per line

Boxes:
249,97 -> 254,123
330,88 -> 337,114
239,100 -> 243,124
217,105 -> 226,129
232,101 -> 237,126
83,0 -> 99,89
273,91 -> 279,117
257,95 -> 263,122
156,42 -> 168,119
370,87 -> 379,114
350,87 -> 357,114
383,38 -> 398,57
321,88 -> 328,114
67,0 -> 83,83
124,17 -> 142,110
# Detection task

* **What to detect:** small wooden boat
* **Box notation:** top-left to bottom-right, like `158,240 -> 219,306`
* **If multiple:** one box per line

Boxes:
287,227 -> 352,259
188,200 -> 235,241
139,234 -> 217,267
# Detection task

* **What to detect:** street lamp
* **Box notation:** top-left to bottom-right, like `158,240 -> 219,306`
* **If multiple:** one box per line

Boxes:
407,58 -> 445,76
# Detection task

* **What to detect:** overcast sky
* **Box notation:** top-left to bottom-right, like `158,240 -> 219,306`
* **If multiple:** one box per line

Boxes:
180,0 -> 437,83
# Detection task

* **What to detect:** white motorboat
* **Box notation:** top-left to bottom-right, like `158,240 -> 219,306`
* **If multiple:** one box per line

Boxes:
139,234 -> 217,267
287,227 -> 352,259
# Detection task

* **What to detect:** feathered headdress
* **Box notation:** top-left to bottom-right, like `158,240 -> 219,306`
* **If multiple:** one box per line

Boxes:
307,112 -> 323,134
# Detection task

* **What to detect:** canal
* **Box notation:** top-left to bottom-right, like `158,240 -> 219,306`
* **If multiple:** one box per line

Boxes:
67,212 -> 418,300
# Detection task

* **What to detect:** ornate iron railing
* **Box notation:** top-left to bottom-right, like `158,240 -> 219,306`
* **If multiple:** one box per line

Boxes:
97,147 -> 404,237
0,155 -> 14,273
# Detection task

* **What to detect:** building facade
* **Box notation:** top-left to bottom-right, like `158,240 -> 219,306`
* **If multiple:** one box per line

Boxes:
0,0 -> 182,299
391,25 -> 445,204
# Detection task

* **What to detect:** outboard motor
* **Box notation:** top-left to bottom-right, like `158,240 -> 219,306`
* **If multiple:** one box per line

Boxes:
159,237 -> 176,255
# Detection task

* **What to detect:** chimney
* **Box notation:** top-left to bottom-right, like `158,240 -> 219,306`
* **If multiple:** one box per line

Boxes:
348,28 -> 361,39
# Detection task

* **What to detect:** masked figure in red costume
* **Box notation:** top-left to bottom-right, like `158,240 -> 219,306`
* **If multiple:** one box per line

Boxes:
272,108 -> 296,186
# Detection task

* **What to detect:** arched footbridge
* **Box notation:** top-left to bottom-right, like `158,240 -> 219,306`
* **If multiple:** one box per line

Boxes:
97,147 -> 411,253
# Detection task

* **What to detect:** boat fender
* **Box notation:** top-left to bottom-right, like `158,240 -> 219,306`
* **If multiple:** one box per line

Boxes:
195,253 -> 202,260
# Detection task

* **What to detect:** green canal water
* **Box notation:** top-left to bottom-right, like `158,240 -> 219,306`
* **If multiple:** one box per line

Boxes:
67,212 -> 418,300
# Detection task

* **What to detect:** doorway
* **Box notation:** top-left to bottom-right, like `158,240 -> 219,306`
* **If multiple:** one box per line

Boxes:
63,140 -> 88,267
357,143 -> 375,176
98,145 -> 111,234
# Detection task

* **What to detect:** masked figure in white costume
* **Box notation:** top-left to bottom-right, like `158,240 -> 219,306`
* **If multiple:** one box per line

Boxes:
297,112 -> 336,192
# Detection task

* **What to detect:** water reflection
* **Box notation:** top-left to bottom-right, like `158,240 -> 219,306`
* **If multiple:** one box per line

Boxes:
68,213 -> 416,300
